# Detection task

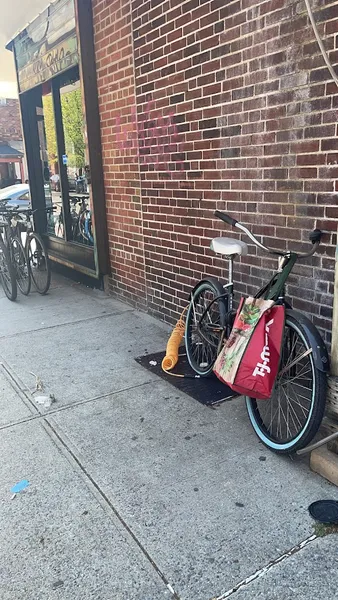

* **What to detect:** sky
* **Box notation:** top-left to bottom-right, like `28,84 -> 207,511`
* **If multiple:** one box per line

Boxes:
0,0 -> 50,98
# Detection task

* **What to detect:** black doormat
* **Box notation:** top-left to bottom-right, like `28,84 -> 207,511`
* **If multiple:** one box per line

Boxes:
135,350 -> 238,406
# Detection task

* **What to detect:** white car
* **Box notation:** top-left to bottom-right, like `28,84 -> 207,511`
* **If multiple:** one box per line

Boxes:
0,184 -> 30,208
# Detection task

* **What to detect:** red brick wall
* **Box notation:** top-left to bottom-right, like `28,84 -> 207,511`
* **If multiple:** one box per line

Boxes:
92,0 -> 146,307
93,0 -> 338,345
0,99 -> 22,143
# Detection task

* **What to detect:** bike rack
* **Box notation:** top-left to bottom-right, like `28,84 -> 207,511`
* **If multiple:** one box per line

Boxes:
296,430 -> 338,455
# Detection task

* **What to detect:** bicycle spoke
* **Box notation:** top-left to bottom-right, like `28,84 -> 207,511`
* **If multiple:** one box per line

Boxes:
287,387 -> 309,421
281,384 -> 304,432
279,390 -> 293,439
186,284 -> 225,374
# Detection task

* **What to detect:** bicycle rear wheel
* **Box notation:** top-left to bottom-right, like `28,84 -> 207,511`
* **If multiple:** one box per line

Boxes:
0,239 -> 17,301
246,312 -> 327,454
10,236 -> 31,295
26,233 -> 51,295
185,278 -> 228,376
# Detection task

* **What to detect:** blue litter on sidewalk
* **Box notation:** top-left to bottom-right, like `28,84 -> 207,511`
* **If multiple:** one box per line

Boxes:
11,480 -> 29,494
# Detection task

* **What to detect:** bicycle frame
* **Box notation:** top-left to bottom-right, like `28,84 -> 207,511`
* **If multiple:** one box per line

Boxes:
0,213 -> 22,248
197,251 -> 299,347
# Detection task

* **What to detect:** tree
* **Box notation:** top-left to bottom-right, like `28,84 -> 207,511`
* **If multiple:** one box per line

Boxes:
61,89 -> 86,170
42,95 -> 58,168
42,88 -> 86,171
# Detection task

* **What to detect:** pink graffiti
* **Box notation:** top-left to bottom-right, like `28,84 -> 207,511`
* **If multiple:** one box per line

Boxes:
115,99 -> 184,175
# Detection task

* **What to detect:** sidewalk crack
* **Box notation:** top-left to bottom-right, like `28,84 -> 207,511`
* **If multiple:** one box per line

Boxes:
42,416 -> 181,600
211,534 -> 317,600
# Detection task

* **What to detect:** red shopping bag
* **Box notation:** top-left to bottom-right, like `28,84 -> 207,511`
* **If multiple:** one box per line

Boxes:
214,298 -> 285,400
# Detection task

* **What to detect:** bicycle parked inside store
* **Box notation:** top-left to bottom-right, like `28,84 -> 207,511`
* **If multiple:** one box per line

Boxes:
185,211 -> 329,454
70,195 -> 94,245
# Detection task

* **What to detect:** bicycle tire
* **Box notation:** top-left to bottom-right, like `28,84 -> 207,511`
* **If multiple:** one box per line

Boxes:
246,311 -> 327,454
78,211 -> 87,242
185,278 -> 228,376
0,238 -> 17,301
26,233 -> 51,295
10,236 -> 31,296
72,216 -> 81,242
84,211 -> 94,244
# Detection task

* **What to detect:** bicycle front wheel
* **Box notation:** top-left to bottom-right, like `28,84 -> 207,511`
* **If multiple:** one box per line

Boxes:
10,236 -> 31,295
0,239 -> 17,301
185,278 -> 228,376
246,312 -> 327,454
26,233 -> 51,295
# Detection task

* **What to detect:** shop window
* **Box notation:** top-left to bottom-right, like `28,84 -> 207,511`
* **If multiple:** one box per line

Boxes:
36,67 -> 92,246
39,83 -> 63,238
59,76 -> 92,246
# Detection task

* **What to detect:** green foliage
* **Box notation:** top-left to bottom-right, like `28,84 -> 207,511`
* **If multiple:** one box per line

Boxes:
43,88 -> 86,170
61,89 -> 86,169
42,95 -> 57,165
313,522 -> 338,537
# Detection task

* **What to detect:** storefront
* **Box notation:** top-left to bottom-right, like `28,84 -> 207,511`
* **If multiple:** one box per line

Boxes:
6,0 -> 109,280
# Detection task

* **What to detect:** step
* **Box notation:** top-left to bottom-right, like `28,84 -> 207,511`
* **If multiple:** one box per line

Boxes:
310,445 -> 338,487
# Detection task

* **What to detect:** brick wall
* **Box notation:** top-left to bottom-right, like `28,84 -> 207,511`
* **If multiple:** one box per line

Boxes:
92,0 -> 146,307
93,0 -> 338,345
0,99 -> 22,143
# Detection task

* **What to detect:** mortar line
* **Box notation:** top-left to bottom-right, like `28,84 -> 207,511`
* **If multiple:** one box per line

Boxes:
42,416 -> 181,600
0,308 -> 134,340
212,534 -> 317,600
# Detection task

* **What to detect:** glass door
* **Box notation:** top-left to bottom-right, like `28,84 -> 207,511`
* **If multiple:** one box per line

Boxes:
37,66 -> 93,247
59,76 -> 93,246
39,82 -> 63,237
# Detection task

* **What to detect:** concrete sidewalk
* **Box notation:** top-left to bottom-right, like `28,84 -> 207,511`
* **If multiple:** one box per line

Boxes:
0,274 -> 337,600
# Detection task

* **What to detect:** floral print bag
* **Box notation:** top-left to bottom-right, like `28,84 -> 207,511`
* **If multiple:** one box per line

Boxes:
213,297 -> 285,400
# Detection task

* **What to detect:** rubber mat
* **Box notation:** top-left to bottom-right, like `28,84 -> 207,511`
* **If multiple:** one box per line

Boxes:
135,350 -> 238,406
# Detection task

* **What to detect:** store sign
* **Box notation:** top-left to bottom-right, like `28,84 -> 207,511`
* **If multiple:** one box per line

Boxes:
12,0 -> 78,93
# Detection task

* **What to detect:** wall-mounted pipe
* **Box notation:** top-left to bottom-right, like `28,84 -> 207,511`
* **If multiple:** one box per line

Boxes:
304,0 -> 338,88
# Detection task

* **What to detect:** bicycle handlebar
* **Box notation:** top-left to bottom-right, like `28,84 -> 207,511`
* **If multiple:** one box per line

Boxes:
214,210 -> 238,228
214,210 -> 322,259
0,205 -> 55,216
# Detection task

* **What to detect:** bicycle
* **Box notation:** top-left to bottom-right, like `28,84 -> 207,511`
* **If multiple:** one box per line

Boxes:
70,196 -> 93,245
53,207 -> 64,239
2,204 -> 52,296
0,222 -> 17,302
23,208 -> 52,295
185,210 -> 329,454
0,203 -> 30,298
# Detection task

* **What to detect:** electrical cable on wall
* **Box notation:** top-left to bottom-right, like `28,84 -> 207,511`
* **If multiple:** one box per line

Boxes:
304,0 -> 338,88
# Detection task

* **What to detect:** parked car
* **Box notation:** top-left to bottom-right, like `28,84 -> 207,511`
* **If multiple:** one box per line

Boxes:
0,183 -> 53,210
68,176 -> 77,192
0,184 -> 30,208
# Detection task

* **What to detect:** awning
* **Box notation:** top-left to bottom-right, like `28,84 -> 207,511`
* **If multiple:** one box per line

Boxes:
0,144 -> 23,159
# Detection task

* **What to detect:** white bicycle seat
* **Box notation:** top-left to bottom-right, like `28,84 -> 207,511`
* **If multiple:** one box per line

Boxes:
210,237 -> 248,257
